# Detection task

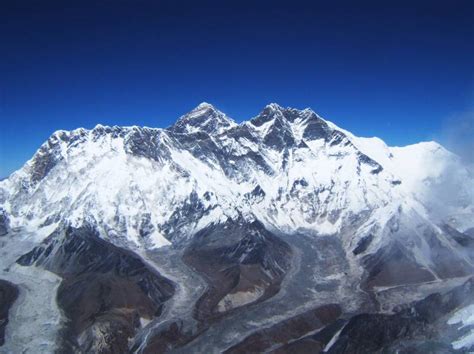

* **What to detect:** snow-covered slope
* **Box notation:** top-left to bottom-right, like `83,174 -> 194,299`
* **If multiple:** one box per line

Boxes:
325,120 -> 474,232
0,103 -> 472,249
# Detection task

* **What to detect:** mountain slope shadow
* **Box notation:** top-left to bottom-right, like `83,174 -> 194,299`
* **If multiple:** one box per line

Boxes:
326,277 -> 474,353
0,279 -> 18,347
183,218 -> 292,323
140,218 -> 293,353
17,225 -> 175,353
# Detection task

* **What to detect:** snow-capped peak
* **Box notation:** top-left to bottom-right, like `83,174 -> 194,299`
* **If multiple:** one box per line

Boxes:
195,101 -> 214,110
1,102 -> 473,254
265,102 -> 284,111
251,103 -> 289,127
169,102 -> 236,135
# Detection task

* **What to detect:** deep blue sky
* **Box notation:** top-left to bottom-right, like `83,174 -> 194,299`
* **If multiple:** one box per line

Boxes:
1,0 -> 473,177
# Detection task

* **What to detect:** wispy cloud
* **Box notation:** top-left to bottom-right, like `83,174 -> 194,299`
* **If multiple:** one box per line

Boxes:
439,109 -> 474,166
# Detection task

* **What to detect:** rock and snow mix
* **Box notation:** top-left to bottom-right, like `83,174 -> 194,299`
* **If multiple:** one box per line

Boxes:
1,103 -> 472,250
0,103 -> 473,352
448,304 -> 474,350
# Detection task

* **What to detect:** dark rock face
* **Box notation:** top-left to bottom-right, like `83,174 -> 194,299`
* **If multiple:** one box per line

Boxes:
327,277 -> 474,353
90,125 -> 126,141
362,229 -> 474,290
327,131 -> 350,147
58,274 -> 158,353
124,128 -> 170,162
244,185 -> 266,202
363,242 -> 436,288
30,141 -> 62,183
0,209 -> 9,236
17,225 -> 175,352
160,191 -> 213,243
28,129 -> 88,184
233,150 -> 275,176
328,313 -> 417,353
263,118 -> 295,151
273,319 -> 347,354
303,117 -> 331,141
133,319 -> 200,354
465,227 -> 474,237
356,152 -> 384,174
422,227 -> 474,278
225,304 -> 342,353
442,224 -> 474,248
172,132 -> 231,175
0,279 -> 18,347
252,105 -> 319,151
183,219 -> 292,322
138,213 -> 155,238
169,104 -> 234,135
352,234 -> 373,255
250,105 -> 281,127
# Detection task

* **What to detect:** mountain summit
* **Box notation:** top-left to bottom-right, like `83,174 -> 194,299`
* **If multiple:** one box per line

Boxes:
169,102 -> 236,135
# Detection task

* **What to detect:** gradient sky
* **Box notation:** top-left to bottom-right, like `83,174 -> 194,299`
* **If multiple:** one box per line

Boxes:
1,0 -> 473,177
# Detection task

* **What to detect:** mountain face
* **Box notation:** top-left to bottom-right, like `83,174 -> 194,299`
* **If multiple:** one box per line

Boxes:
0,103 -> 473,353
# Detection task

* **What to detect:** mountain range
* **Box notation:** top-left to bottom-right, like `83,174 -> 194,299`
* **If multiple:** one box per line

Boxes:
0,102 -> 473,353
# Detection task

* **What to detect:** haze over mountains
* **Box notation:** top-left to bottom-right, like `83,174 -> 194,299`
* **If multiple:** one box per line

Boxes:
0,103 -> 473,353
